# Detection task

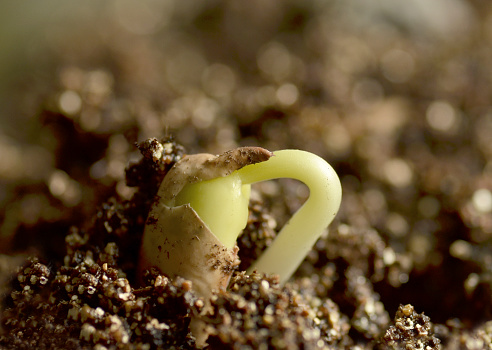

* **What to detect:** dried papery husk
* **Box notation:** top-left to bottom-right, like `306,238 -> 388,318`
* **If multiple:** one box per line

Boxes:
141,204 -> 239,348
139,147 -> 272,299
139,147 -> 272,347
140,204 -> 240,298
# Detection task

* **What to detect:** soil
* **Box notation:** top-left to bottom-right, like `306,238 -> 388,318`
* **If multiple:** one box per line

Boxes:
1,1 -> 492,349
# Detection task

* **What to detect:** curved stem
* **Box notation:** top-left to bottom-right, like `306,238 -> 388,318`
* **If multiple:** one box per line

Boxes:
238,150 -> 342,284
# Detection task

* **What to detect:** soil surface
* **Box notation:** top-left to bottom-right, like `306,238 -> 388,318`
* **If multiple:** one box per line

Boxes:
1,1 -> 492,349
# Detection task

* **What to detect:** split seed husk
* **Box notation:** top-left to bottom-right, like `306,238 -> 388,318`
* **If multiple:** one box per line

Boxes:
139,147 -> 272,299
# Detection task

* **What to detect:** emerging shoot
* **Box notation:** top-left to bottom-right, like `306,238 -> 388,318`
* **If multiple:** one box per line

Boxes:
139,147 -> 342,298
239,150 -> 342,284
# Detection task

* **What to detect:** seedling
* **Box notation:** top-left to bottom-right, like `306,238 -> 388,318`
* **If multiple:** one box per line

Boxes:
139,147 -> 341,298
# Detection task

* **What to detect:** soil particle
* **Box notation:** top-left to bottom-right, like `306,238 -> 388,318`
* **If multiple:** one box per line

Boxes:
378,304 -> 441,350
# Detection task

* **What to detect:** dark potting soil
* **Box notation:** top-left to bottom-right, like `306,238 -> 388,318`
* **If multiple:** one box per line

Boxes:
1,2 -> 492,349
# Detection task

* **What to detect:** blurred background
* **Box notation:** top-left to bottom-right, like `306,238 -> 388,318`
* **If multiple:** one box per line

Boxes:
1,0 -> 492,326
